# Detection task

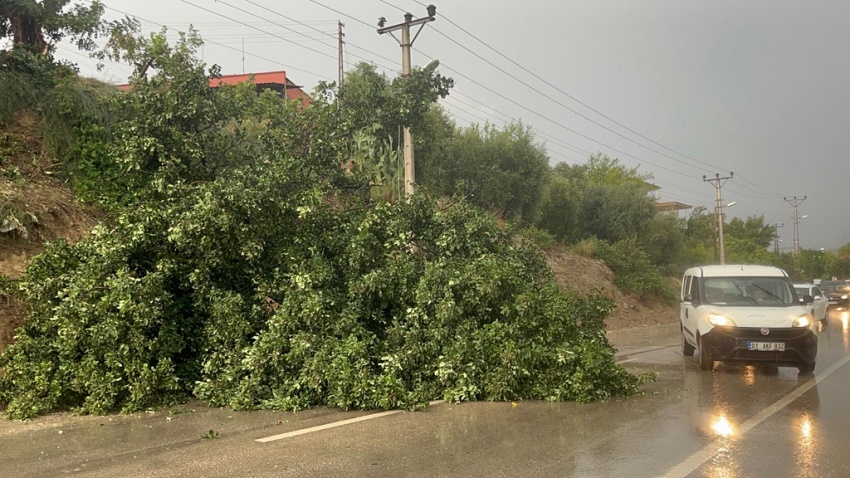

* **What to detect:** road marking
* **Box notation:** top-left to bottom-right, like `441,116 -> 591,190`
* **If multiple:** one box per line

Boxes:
255,400 -> 445,443
616,358 -> 636,365
659,353 -> 850,478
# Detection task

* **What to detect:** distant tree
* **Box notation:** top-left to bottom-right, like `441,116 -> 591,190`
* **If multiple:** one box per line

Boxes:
536,174 -> 581,242
725,236 -> 774,265
640,212 -> 686,269
0,0 -> 104,53
580,183 -> 655,242
584,153 -> 652,187
431,122 -> 550,223
680,207 -> 717,266
724,216 -> 774,249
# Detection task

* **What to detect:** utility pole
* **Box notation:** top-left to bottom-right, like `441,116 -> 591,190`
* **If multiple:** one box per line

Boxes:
704,172 -> 734,265
773,223 -> 784,254
378,5 -> 437,198
785,196 -> 807,254
338,21 -> 345,85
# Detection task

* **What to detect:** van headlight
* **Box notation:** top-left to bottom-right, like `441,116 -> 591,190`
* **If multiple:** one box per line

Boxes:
708,314 -> 737,327
842,294 -> 848,300
793,315 -> 812,328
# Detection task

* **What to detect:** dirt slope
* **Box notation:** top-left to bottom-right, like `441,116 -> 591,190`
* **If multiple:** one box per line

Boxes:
1,113 -> 102,352
543,247 -> 677,331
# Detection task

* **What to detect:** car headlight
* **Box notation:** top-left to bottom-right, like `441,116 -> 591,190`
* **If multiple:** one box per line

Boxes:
793,315 -> 812,328
708,314 -> 737,327
842,295 -> 848,300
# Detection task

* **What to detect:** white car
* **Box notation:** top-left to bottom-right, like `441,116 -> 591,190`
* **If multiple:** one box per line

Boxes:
794,283 -> 828,323
680,265 -> 817,374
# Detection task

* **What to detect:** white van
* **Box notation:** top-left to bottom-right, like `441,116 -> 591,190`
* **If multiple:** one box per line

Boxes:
680,264 -> 817,373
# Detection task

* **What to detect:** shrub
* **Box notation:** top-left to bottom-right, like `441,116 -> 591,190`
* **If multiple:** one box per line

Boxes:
0,184 -> 651,418
591,237 -> 675,303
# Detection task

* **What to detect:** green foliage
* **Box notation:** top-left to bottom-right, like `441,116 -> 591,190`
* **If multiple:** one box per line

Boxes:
591,237 -> 675,302
423,122 -> 550,223
0,192 -> 646,418
639,212 -> 687,271
0,47 -> 73,121
0,0 -> 105,52
580,183 -> 655,243
536,174 -> 581,243
724,216 -> 774,249
519,226 -> 558,251
583,153 -> 652,187
0,35 -> 648,419
336,62 -> 453,152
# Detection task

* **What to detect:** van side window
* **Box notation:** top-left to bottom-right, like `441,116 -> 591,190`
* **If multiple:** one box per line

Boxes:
689,277 -> 699,301
683,276 -> 691,300
813,287 -> 822,298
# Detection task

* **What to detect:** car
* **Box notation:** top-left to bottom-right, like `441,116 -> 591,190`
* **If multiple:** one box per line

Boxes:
680,264 -> 817,374
794,283 -> 828,323
820,281 -> 850,310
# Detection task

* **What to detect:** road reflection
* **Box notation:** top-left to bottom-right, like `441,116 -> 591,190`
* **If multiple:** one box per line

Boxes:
710,415 -> 734,438
795,413 -> 818,478
681,343 -> 826,478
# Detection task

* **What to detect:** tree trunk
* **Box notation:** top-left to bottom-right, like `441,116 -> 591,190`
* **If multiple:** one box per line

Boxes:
12,15 -> 47,49
9,14 -> 48,53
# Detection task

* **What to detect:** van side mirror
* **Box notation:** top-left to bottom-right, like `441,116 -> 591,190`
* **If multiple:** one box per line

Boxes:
802,294 -> 814,305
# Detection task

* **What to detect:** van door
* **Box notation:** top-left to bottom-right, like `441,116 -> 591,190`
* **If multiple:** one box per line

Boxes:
682,276 -> 700,341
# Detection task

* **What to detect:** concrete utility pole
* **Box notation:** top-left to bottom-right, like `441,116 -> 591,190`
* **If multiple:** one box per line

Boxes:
773,223 -> 784,254
378,5 -> 437,198
704,172 -> 734,265
785,196 -> 807,254
338,21 -> 345,85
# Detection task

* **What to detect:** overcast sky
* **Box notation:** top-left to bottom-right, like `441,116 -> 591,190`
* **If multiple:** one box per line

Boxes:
52,0 -> 850,251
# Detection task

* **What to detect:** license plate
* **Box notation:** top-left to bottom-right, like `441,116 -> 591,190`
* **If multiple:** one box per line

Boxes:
747,342 -> 786,352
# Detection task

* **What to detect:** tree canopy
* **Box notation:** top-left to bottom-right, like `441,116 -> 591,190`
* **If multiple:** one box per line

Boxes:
0,0 -> 104,53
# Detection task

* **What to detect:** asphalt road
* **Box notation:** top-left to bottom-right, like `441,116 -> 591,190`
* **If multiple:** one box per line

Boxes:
4,312 -> 850,477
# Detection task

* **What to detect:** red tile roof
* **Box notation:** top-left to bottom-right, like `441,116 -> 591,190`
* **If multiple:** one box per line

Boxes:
116,70 -> 310,106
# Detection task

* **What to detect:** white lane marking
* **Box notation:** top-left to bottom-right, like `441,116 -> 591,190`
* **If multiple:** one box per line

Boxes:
659,353 -> 850,478
256,411 -> 402,443
616,358 -> 636,365
256,400 -> 446,443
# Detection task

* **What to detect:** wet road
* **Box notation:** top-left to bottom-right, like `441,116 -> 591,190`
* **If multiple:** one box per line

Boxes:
4,312 -> 850,477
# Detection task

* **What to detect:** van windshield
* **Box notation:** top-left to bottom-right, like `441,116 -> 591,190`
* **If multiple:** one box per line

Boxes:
704,277 -> 796,307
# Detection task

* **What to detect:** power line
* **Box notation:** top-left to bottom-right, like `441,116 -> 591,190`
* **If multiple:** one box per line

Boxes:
179,0 -> 339,62
406,2 -> 714,168
407,0 -> 788,199
240,0 -> 399,71
303,2 -> 783,213
105,6 -> 331,80
306,0 -> 375,29
430,57 -> 698,180
445,94 -> 592,158
420,22 -> 716,176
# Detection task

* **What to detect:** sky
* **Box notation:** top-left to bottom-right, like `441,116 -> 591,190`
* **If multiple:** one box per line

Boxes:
46,0 -> 850,251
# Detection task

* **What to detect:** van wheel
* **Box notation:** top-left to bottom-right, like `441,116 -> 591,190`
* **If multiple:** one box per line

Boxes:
798,362 -> 816,375
681,325 -> 695,357
698,335 -> 713,371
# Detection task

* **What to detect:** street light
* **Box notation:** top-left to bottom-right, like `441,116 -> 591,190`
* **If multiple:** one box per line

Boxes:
423,59 -> 440,71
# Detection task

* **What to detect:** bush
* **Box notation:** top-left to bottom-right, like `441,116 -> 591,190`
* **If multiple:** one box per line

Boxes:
0,182 -> 651,418
591,237 -> 675,303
